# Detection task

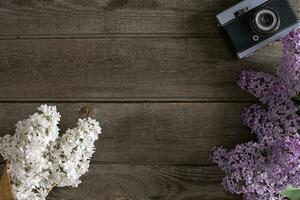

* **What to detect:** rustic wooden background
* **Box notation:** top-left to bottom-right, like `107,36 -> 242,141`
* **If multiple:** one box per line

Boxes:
0,0 -> 299,199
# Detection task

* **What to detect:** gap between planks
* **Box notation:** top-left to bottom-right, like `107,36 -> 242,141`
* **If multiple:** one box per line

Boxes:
0,34 -> 220,40
0,98 -> 258,103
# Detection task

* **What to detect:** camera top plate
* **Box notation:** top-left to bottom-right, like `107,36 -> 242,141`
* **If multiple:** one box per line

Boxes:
217,0 -> 269,26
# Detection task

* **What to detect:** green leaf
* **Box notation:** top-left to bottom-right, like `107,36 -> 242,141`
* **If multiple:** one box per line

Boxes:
282,186 -> 300,200
292,96 -> 300,106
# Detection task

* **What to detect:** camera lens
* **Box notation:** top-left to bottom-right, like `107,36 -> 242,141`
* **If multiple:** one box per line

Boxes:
252,9 -> 280,34
260,14 -> 273,26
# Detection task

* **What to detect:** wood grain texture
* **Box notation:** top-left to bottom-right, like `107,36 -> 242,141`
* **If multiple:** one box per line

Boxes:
47,164 -> 241,200
0,103 -> 253,164
0,0 -> 298,37
0,38 -> 281,101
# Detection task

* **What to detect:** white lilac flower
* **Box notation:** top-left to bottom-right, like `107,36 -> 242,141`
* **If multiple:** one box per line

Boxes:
0,105 -> 102,200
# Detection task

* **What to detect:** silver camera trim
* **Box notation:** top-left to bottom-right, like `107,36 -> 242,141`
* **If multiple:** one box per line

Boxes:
217,0 -> 269,26
237,22 -> 300,59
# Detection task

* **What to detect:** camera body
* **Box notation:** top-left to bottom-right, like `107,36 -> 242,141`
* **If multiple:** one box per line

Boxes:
217,0 -> 299,59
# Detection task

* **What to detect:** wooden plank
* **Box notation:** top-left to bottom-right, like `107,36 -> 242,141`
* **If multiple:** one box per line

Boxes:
0,164 -> 241,200
0,0 -> 298,37
0,103 -> 253,165
0,38 -> 281,101
48,164 -> 241,200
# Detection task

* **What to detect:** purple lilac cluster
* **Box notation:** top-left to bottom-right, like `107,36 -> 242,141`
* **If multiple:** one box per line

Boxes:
211,30 -> 300,200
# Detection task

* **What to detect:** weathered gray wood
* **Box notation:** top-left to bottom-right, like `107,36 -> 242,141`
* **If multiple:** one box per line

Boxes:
0,103 -> 253,164
47,164 -> 241,200
0,38 -> 281,101
0,0 -> 298,37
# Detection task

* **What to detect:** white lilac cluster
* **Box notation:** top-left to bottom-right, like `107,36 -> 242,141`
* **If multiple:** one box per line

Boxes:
0,105 -> 102,200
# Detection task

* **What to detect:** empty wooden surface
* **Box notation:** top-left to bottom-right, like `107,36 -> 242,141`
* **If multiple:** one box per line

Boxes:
47,165 -> 242,200
0,38 -> 280,101
0,0 -> 296,199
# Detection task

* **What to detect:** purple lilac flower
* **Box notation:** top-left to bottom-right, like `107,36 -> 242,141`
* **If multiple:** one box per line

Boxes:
212,137 -> 300,200
211,30 -> 300,200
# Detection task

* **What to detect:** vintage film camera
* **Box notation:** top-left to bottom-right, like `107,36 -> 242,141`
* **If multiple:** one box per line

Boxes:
217,0 -> 299,59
